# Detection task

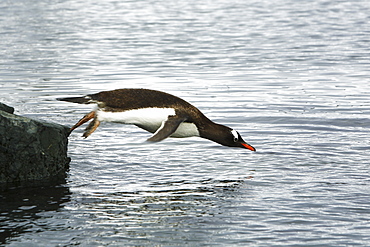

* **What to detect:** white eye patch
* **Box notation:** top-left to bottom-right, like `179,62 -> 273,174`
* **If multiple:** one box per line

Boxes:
231,129 -> 239,142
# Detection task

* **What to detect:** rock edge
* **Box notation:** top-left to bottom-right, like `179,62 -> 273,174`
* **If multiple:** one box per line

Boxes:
0,103 -> 70,185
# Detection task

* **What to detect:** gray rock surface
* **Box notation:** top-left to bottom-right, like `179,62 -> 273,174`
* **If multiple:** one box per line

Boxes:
0,103 -> 70,185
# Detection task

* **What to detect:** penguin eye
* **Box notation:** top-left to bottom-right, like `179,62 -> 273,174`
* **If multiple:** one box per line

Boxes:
231,129 -> 239,142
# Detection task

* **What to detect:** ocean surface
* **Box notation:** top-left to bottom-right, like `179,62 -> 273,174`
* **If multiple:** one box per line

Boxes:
1,0 -> 370,246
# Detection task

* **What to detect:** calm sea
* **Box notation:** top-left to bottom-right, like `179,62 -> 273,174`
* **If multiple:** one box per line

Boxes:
1,0 -> 370,246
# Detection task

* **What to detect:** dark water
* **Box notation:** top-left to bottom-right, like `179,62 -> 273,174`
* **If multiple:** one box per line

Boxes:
1,0 -> 370,246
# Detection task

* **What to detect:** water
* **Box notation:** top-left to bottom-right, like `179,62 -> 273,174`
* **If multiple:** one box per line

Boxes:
1,0 -> 370,246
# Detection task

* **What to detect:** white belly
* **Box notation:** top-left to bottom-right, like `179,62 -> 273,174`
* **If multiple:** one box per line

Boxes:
96,108 -> 199,138
171,122 -> 199,138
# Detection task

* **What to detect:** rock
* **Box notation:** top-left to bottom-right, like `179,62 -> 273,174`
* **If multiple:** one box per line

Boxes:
0,102 -> 14,114
0,103 -> 70,185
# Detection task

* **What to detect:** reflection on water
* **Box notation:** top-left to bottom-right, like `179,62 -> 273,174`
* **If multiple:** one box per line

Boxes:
1,0 -> 370,245
0,179 -> 71,245
1,178 -> 250,246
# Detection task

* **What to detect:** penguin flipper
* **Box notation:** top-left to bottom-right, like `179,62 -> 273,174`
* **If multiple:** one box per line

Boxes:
147,115 -> 187,142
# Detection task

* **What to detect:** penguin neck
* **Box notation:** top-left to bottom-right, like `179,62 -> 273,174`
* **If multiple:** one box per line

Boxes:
198,118 -> 230,145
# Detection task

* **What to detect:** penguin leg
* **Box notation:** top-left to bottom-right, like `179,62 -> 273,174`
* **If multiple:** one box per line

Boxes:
147,115 -> 186,142
69,111 -> 96,134
83,117 -> 100,138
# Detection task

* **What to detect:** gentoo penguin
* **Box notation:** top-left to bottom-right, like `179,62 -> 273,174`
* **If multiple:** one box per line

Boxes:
57,88 -> 255,151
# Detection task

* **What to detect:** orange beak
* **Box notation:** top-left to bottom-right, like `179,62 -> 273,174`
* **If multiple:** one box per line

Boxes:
242,143 -> 256,152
